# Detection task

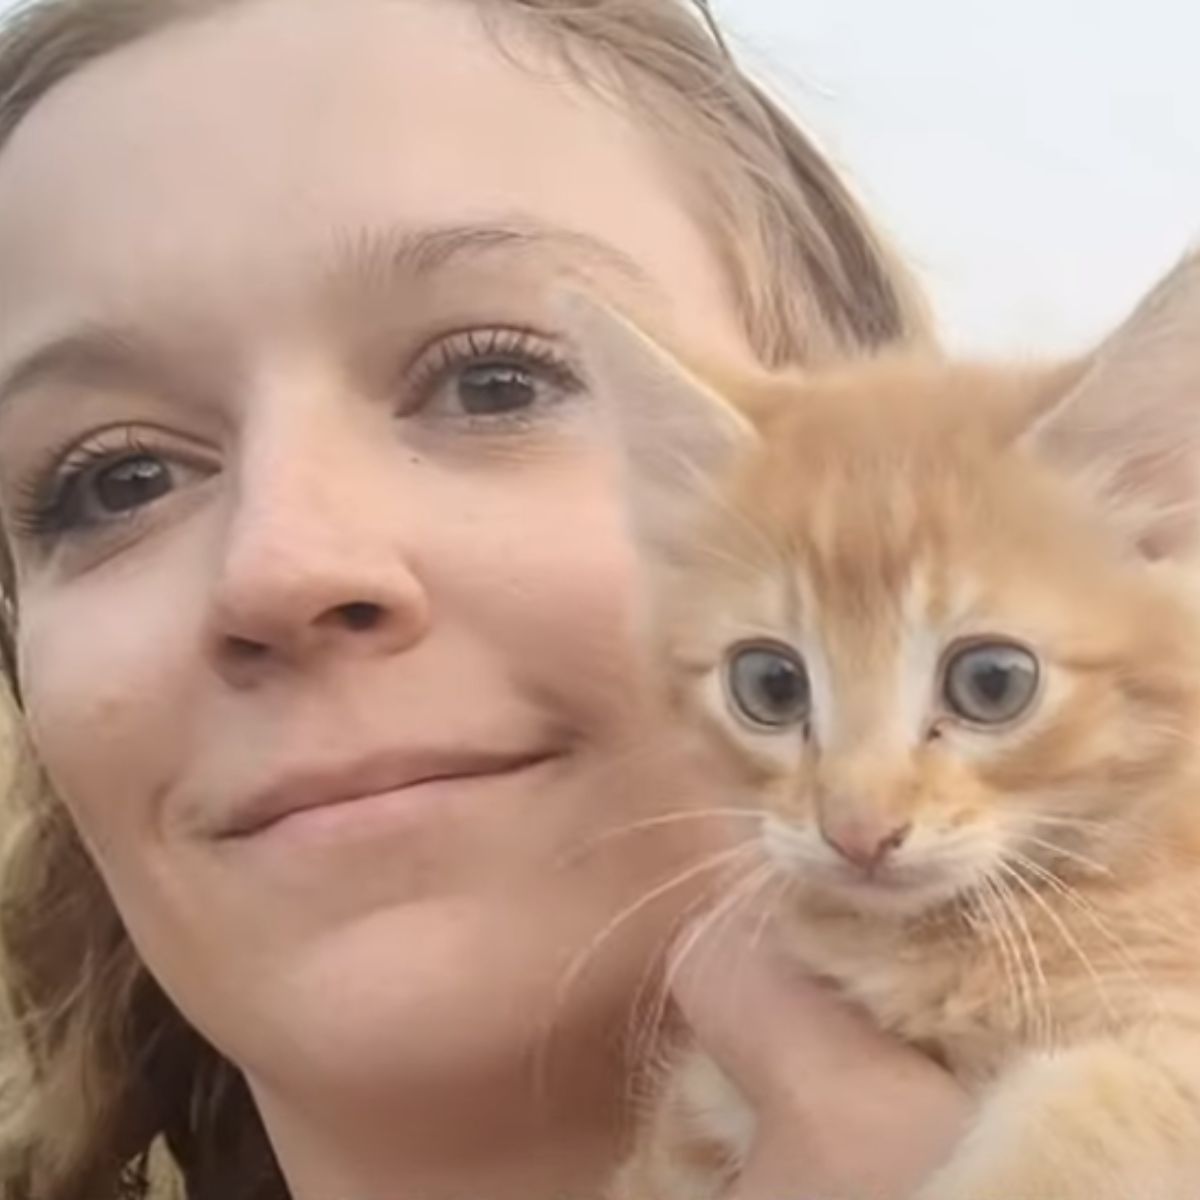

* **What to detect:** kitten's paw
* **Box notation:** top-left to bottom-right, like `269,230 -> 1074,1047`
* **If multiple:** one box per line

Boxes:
915,1038 -> 1200,1200
915,1154 -> 1093,1200
915,1144 -> 1194,1200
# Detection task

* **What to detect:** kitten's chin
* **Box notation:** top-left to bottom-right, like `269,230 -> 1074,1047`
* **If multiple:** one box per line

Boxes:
805,868 -> 969,922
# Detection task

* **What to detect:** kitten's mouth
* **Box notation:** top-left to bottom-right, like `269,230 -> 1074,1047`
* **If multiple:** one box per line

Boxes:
813,862 -> 965,919
760,818 -> 976,919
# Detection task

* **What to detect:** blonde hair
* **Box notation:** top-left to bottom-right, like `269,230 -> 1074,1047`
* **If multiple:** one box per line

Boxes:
0,1 -> 933,1197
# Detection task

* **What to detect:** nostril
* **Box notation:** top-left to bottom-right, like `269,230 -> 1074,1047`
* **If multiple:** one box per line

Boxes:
880,821 -> 912,856
225,635 -> 268,661
338,601 -> 383,631
822,818 -> 912,873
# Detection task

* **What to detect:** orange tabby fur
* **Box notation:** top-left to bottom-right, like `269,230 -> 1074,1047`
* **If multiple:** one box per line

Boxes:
565,253 -> 1200,1200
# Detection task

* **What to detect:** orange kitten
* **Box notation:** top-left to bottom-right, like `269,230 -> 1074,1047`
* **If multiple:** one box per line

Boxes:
568,254 -> 1200,1200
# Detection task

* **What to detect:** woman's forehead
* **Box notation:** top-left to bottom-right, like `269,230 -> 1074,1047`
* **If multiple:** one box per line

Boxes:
0,0 -> 745,362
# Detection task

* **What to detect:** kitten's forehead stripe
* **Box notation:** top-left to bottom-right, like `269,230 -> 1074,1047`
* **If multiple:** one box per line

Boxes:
731,360 -> 1024,758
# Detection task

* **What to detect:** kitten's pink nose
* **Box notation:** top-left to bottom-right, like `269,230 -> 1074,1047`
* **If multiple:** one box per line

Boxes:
821,816 -> 911,874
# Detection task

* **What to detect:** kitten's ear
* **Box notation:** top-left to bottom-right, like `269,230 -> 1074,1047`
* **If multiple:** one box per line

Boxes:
1022,251 -> 1200,559
557,290 -> 758,554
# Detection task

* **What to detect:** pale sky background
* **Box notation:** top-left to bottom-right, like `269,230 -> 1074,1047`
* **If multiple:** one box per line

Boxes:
1,0 -> 1197,355
721,0 -> 1200,354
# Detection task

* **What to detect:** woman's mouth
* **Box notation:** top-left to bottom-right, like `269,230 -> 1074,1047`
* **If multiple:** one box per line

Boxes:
218,746 -> 562,840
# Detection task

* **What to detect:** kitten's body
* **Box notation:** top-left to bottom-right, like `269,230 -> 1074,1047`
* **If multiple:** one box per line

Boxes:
566,257 -> 1200,1200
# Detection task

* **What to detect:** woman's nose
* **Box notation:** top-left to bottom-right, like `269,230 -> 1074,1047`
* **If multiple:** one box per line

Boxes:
203,408 -> 431,679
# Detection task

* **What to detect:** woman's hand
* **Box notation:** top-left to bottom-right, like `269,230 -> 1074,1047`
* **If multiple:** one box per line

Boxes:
672,911 -> 971,1200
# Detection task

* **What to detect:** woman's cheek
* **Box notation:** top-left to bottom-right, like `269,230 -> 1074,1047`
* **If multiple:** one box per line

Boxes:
467,456 -> 644,703
16,561 -> 202,854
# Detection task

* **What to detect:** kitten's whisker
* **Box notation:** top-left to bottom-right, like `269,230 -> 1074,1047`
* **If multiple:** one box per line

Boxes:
688,539 -> 775,579
623,849 -> 772,1097
556,733 -> 692,789
1007,851 -> 1163,1019
986,875 -> 1040,1039
1029,812 -> 1157,850
1025,813 -> 1167,864
673,453 -> 783,573
558,807 -> 759,865
671,864 -> 778,983
620,861 -> 751,1111
965,884 -> 1024,1035
660,863 -> 777,1024
988,872 -> 1053,1046
537,842 -> 761,1094
750,872 -> 793,953
624,854 -> 753,1070
997,859 -> 1120,1026
630,860 -> 777,1088
1031,814 -> 1110,828
1029,813 -> 1133,836
1018,834 -> 1114,878
980,875 -> 1042,1040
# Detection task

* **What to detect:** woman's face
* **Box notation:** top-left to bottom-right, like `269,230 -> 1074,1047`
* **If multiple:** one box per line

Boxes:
0,0 -> 750,1138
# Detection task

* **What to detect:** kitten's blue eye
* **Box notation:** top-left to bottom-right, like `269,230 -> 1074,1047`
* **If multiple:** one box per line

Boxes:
943,641 -> 1039,725
725,642 -> 810,730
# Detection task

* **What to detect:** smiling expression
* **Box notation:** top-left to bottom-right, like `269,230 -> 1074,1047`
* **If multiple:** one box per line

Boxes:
0,0 -> 755,1146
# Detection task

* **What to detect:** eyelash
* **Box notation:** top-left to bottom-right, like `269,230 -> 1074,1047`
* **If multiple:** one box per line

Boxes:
7,326 -> 587,544
9,426 -> 166,540
406,325 -> 585,423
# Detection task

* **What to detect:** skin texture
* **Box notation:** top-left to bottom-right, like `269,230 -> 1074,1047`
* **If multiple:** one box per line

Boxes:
0,1 -> 966,1197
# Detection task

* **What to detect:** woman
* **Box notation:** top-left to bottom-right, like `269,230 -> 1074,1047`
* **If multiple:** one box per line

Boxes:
0,1 -> 968,1197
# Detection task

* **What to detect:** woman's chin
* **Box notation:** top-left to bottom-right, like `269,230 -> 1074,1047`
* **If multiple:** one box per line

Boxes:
214,895 -> 641,1106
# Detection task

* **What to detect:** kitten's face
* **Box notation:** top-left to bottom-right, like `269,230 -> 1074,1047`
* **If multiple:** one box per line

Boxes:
565,258 -> 1200,924
656,363 -> 1200,921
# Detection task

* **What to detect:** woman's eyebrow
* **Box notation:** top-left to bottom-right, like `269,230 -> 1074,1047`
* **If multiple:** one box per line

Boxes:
323,217 -> 656,292
0,323 -> 174,420
0,221 -> 658,418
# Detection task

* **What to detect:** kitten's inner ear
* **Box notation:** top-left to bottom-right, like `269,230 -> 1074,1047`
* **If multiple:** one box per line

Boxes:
557,291 -> 759,554
1020,251 -> 1200,561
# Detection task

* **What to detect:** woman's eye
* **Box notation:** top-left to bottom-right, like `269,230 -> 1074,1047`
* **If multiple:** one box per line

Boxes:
942,640 -> 1040,725
11,432 -> 212,542
88,453 -> 174,515
454,362 -> 540,416
411,328 -> 584,424
725,641 -> 811,730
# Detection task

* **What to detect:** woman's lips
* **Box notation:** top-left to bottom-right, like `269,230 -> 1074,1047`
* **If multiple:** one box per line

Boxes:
219,746 -> 559,839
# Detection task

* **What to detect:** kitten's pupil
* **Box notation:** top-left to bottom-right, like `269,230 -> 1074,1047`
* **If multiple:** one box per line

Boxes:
726,643 -> 810,729
975,664 -> 1011,704
762,663 -> 800,708
944,642 -> 1039,725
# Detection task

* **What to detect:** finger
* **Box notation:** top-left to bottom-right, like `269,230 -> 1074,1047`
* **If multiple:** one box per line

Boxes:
670,906 -> 947,1106
670,909 -> 971,1200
